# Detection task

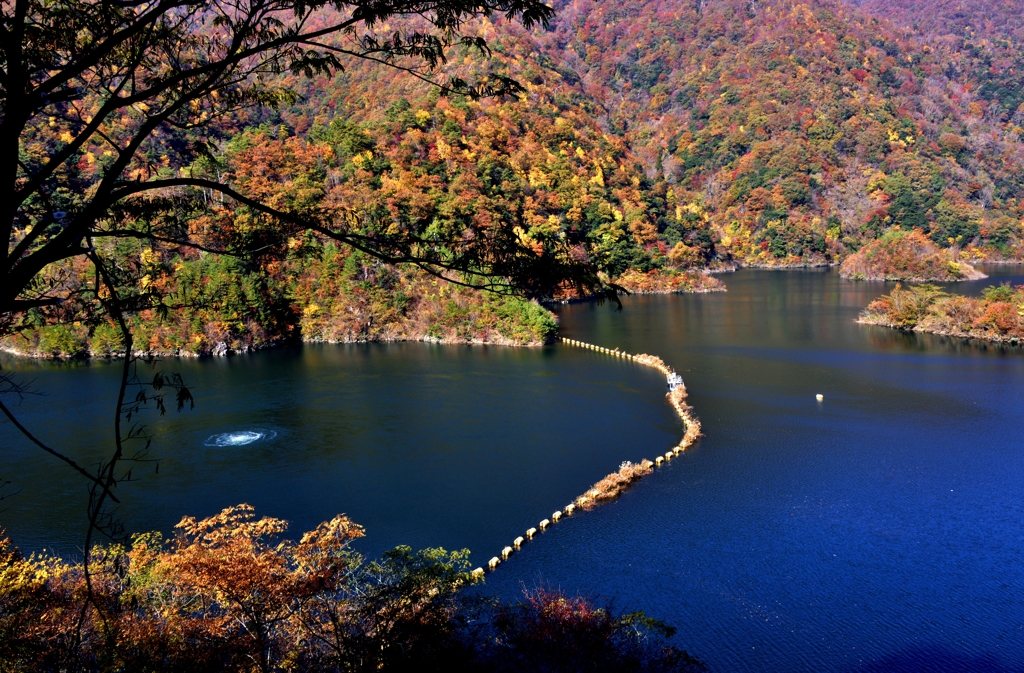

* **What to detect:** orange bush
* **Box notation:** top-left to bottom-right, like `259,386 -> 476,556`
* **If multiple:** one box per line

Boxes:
2,506 -> 703,672
860,283 -> 1024,344
840,229 -> 985,282
973,302 -> 1023,335
0,506 -> 476,672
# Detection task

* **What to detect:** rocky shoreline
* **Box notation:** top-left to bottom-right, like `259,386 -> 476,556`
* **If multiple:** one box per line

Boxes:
857,316 -> 1024,347
0,331 -> 550,361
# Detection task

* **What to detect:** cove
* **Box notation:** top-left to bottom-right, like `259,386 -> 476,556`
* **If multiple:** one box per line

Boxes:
3,267 -> 1024,672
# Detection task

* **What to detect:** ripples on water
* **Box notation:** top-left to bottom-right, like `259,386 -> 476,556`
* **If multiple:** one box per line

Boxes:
204,429 -> 277,447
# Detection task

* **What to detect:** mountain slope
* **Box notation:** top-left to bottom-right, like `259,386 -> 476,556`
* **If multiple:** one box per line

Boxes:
530,0 -> 1023,264
289,0 -> 1024,269
12,0 -> 1024,356
852,0 -> 1024,125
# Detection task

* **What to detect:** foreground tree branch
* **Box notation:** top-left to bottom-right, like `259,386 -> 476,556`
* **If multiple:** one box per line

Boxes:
0,0 -> 601,566
1,0 -> 583,327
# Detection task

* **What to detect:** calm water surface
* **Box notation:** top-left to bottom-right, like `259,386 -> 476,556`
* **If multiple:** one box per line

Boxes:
3,267 -> 1024,672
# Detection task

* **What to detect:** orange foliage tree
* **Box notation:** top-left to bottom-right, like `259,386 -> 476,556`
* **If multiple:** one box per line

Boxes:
0,506 -> 705,672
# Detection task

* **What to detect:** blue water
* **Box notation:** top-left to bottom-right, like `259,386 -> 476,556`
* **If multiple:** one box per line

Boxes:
1,340 -> 676,559
3,267 -> 1024,672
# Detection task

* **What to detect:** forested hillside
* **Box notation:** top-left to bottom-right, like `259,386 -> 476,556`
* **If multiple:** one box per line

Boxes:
281,0 -> 1024,268
536,0 -> 1023,264
851,0 -> 1024,156
854,0 -> 1024,45
9,0 -> 1024,357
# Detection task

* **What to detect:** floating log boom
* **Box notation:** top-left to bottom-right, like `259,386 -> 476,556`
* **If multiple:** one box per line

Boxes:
482,336 -> 703,573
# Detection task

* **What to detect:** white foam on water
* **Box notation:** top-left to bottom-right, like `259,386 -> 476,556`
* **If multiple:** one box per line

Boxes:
204,429 -> 277,447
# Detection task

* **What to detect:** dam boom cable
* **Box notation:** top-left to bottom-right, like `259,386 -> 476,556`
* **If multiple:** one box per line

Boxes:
476,338 -> 703,575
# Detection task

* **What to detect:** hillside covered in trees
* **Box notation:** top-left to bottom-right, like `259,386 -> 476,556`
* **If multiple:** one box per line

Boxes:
860,281 -> 1024,344
8,0 -> 1024,357
530,0 -> 1023,266
273,0 -> 1024,269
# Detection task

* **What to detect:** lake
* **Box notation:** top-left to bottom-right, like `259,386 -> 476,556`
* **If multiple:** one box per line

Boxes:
3,267 -> 1024,673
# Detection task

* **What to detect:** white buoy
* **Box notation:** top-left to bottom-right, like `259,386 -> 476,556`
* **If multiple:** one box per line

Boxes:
816,394 -> 824,402
501,546 -> 513,559
565,504 -> 575,515
552,511 -> 562,522
513,536 -> 524,548
655,456 -> 664,466
539,518 -> 550,530
526,527 -> 537,539
488,557 -> 500,570
471,567 -> 485,579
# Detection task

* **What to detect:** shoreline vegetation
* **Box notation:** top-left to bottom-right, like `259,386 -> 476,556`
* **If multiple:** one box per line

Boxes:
18,240 -> 1024,364
0,507 -> 706,672
1,265 -> 562,358
840,228 -> 987,282
1,268 -> 722,359
610,269 -> 724,296
481,338 -> 702,573
858,282 -> 1024,345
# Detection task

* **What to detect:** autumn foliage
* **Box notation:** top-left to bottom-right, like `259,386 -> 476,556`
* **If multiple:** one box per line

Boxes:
14,0 -> 1024,355
614,269 -> 724,295
839,228 -> 985,281
860,282 -> 1024,343
0,505 -> 703,672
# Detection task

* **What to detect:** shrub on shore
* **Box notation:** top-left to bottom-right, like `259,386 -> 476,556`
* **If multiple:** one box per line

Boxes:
860,282 -> 1024,343
614,269 -> 724,295
0,505 -> 703,673
840,229 -> 986,282
481,589 -> 705,672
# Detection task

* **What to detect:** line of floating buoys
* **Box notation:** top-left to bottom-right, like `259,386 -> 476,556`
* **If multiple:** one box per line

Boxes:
473,336 -> 703,576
